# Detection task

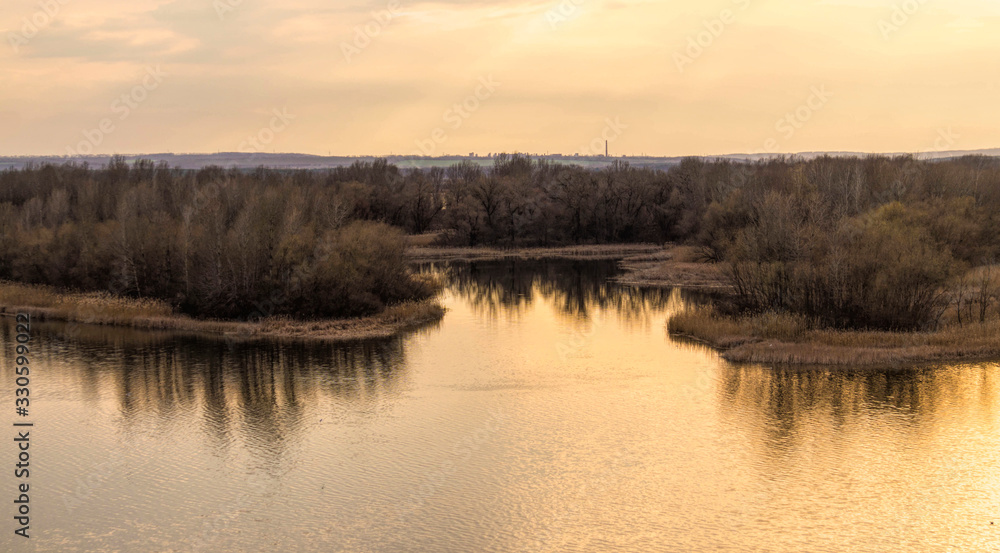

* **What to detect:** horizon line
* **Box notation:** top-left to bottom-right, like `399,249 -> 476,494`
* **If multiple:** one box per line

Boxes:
3,147 -> 1000,161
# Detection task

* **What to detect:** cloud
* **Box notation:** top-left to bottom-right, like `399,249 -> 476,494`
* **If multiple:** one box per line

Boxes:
1,0 -> 999,156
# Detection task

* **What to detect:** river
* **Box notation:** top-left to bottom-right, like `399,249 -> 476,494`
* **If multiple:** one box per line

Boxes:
1,259 -> 998,552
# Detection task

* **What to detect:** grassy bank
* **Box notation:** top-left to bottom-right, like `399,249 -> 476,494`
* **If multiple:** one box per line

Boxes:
0,281 -> 445,342
668,307 -> 1000,366
406,242 -> 731,291
612,245 -> 729,290
406,243 -> 667,263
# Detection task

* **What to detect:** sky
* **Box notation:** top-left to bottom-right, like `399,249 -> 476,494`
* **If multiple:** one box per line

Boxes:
1,0 -> 999,157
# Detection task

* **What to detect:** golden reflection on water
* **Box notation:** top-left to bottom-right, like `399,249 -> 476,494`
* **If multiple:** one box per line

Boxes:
1,321 -> 411,472
0,259 -> 997,552
437,259 -> 684,330
712,362 -> 1000,550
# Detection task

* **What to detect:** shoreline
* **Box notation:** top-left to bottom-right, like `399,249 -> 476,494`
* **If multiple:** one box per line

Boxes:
667,309 -> 1000,366
405,243 -> 667,263
407,243 -> 732,290
0,282 -> 445,343
1,243 -> 710,343
7,247 -> 996,365
611,246 -> 730,290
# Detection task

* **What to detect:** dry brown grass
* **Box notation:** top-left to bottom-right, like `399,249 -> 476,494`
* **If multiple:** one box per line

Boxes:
0,281 -> 174,324
405,232 -> 446,248
614,245 -> 730,290
250,301 -> 445,341
667,308 -> 807,348
668,306 -> 1000,366
406,243 -> 665,263
0,281 -> 444,342
408,243 -> 730,289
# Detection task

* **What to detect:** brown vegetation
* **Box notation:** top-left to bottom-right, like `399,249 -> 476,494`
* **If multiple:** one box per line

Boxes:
0,280 -> 173,324
5,153 -> 1000,343
0,158 -> 437,319
409,243 -> 730,290
668,304 -> 1000,366
693,157 -> 1000,331
612,245 -> 729,290
406,243 -> 664,263
0,281 -> 444,341
403,154 -> 1000,336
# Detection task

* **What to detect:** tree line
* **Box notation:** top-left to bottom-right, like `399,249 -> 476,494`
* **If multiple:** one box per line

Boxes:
0,157 -> 435,319
2,153 -> 999,327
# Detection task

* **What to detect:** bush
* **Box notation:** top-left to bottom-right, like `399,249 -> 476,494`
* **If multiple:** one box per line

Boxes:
0,160 -> 436,320
728,202 -> 959,331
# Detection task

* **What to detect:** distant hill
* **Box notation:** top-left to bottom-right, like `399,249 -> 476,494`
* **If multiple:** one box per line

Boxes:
2,149 -> 999,171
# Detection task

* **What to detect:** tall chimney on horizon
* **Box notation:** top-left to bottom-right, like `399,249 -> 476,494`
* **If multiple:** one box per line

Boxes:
605,140 -> 608,158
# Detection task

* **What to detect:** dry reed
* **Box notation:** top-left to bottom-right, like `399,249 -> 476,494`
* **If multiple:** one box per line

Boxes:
0,281 -> 444,342
668,306 -> 1000,366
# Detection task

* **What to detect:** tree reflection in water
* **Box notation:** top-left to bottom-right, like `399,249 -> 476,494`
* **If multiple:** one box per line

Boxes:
2,320 -> 409,469
425,258 -> 688,328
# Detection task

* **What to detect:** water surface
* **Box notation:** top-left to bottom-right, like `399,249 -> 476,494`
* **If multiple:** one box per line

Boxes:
1,259 -> 998,552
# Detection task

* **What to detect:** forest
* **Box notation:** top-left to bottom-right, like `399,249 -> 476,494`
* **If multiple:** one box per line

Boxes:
1,154 -> 999,328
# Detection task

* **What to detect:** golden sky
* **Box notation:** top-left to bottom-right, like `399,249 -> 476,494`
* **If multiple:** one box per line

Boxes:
2,0 -> 998,157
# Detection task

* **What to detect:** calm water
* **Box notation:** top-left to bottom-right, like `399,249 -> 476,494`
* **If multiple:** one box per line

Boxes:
2,259 -> 999,552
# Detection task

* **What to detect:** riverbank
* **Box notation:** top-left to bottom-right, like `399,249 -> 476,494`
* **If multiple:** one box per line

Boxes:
668,307 -> 1000,366
405,243 -> 666,263
0,281 -> 445,342
611,245 -> 730,290
406,243 -> 731,290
